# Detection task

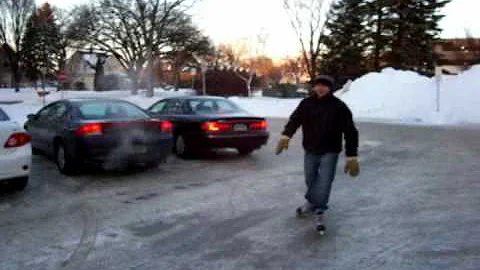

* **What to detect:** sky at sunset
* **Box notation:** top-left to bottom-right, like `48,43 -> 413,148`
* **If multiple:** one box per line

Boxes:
39,0 -> 480,59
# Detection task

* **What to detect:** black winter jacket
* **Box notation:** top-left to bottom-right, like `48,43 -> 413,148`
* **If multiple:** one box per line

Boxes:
282,94 -> 359,157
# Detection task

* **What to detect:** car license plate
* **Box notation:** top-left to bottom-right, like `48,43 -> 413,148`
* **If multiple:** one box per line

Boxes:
233,124 -> 248,131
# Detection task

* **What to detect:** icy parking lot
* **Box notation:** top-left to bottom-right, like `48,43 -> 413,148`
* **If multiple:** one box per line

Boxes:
1,119 -> 479,270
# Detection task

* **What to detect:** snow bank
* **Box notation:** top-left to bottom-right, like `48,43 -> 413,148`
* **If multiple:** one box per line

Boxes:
336,65 -> 480,125
336,68 -> 437,123
229,96 -> 301,118
440,66 -> 480,124
0,88 -> 193,124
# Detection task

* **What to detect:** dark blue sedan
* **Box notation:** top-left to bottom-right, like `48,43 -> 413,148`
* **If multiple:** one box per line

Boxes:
24,98 -> 173,174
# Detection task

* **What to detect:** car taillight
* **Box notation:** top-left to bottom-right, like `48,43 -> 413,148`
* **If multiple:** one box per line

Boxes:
250,120 -> 268,130
201,121 -> 231,132
4,132 -> 32,148
160,121 -> 173,132
76,123 -> 103,136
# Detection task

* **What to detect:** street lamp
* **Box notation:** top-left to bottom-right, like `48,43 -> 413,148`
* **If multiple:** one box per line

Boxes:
191,53 -> 208,95
83,49 -> 107,68
83,47 -> 107,91
201,64 -> 208,96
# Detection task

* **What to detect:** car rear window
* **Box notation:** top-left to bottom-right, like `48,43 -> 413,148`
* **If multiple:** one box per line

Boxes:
0,108 -> 9,121
187,99 -> 241,114
77,101 -> 149,120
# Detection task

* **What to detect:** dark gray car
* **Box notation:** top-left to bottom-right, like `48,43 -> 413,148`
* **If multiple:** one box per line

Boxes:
25,98 -> 173,174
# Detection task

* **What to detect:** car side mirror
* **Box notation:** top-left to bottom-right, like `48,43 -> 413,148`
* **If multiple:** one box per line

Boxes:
27,114 -> 37,121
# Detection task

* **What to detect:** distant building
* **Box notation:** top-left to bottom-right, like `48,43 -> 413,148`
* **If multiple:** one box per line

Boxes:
434,38 -> 480,74
65,51 -> 128,90
154,59 -> 176,87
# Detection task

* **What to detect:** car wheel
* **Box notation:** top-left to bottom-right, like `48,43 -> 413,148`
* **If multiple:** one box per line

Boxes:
55,143 -> 76,175
12,177 -> 28,191
237,147 -> 255,156
143,159 -> 162,169
174,135 -> 190,158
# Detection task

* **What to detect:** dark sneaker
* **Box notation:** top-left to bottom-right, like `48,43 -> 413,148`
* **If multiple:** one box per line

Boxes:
313,210 -> 326,235
296,202 -> 313,218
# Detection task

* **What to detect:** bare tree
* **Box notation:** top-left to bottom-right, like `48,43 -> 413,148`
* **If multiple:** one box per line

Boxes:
165,14 -> 213,90
55,7 -> 86,72
69,0 -> 197,96
280,56 -> 305,85
235,32 -> 268,97
250,56 -> 281,87
216,31 -> 269,97
215,42 -> 253,96
0,0 -> 35,92
283,0 -> 329,80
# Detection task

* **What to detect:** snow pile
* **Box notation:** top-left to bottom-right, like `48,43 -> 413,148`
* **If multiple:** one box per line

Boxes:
336,66 -> 480,125
336,68 -> 437,123
440,66 -> 480,124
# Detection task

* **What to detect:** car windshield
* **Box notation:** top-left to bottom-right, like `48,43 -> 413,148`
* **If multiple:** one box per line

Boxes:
77,100 -> 149,120
0,108 -> 9,121
187,99 -> 242,114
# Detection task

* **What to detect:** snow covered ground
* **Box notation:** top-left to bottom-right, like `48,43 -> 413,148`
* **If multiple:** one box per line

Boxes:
229,96 -> 302,118
1,65 -> 480,126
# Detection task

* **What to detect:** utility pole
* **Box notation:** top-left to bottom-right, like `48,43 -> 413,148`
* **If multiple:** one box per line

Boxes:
201,64 -> 207,96
192,53 -> 207,95
190,68 -> 197,90
435,66 -> 442,112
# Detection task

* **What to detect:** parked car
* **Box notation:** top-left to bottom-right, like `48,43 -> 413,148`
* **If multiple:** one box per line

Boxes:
24,98 -> 173,175
147,96 -> 269,157
0,108 -> 31,190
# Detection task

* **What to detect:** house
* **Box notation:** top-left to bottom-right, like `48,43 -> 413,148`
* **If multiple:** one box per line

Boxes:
65,50 -> 127,90
433,38 -> 480,74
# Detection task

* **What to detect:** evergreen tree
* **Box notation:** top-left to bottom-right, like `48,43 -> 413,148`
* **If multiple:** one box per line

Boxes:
363,0 -> 396,71
387,0 -> 451,74
21,18 -> 40,84
0,0 -> 35,92
21,3 -> 62,86
364,0 -> 450,74
321,0 -> 370,78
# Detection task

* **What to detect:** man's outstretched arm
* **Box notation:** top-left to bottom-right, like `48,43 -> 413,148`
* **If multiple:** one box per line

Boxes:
343,106 -> 360,177
276,101 -> 304,155
344,106 -> 359,157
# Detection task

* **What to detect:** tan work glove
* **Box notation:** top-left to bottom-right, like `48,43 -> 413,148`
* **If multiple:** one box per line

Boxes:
275,135 -> 290,155
344,157 -> 360,177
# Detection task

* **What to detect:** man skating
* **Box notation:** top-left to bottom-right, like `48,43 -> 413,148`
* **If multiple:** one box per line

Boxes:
275,75 -> 360,235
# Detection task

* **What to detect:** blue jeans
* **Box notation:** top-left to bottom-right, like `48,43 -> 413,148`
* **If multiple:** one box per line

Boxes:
304,152 -> 339,213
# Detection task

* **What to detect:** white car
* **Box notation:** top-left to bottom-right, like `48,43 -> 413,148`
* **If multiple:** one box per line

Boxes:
0,107 -> 31,190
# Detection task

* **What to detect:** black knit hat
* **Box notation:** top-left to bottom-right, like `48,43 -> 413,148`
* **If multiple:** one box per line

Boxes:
309,75 -> 335,90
